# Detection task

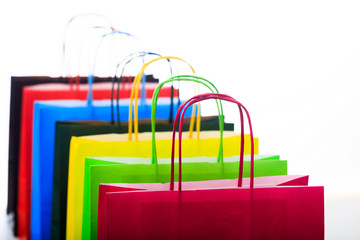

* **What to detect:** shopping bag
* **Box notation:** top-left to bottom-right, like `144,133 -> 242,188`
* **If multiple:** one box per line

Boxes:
64,57 -> 195,239
105,180 -> 323,240
98,175 -> 309,240
50,116 -> 234,240
88,154 -> 285,240
64,73 -> 247,239
16,76 -> 159,240
27,49 -> 169,240
30,96 -> 184,240
6,76 -> 118,236
50,50 -> 180,240
80,74 -> 283,240
101,93 -> 324,240
14,77 -> 122,239
51,51 -> 180,239
7,15 -> 113,226
85,84 -> 287,240
7,76 -> 61,235
14,14 -> 142,239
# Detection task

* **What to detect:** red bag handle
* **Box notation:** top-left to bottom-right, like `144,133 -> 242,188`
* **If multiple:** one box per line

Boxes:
170,93 -> 255,190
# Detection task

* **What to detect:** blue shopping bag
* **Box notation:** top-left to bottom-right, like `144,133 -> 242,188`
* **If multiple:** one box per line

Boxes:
30,97 -> 192,240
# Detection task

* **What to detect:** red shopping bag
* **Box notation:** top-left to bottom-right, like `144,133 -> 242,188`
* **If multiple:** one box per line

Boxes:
101,93 -> 324,240
98,175 -> 310,240
7,76 -> 99,236
16,79 -> 175,239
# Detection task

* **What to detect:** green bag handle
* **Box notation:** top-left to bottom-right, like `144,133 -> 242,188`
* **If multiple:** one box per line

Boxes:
151,75 -> 225,164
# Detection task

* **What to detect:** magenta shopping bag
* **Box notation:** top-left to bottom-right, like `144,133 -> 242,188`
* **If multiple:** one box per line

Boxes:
99,93 -> 324,240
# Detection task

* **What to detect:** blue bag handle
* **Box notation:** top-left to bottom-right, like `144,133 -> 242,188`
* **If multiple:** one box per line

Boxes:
87,29 -> 141,106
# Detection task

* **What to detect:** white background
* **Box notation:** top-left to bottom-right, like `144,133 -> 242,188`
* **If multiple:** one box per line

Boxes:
0,0 -> 359,239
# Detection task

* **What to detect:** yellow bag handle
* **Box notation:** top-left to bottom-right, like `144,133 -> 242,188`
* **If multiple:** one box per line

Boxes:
128,56 -> 200,140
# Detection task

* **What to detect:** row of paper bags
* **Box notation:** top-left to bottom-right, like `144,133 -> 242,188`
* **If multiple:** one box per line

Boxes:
7,20 -> 324,240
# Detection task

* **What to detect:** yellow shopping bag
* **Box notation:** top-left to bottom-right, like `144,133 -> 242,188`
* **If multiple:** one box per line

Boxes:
66,133 -> 257,239
65,58 -> 258,240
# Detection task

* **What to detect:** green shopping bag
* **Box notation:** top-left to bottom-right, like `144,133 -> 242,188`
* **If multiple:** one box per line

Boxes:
86,155 -> 286,239
67,74 -> 245,239
81,75 -> 287,239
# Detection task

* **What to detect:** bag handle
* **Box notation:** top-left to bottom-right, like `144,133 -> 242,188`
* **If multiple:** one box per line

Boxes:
128,56 -> 199,141
87,29 -> 140,106
110,52 -> 174,124
151,75 -> 225,164
116,52 -> 163,109
67,26 -> 117,88
112,51 -> 161,123
73,26 -> 116,87
170,93 -> 254,190
61,14 -> 112,82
